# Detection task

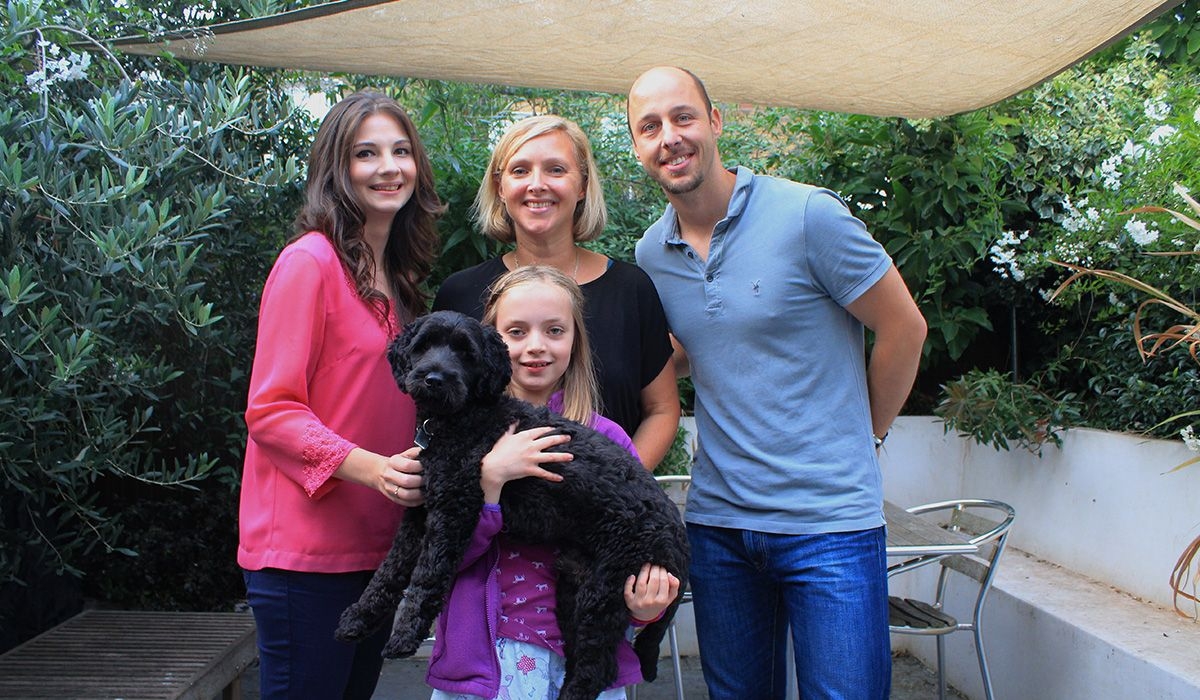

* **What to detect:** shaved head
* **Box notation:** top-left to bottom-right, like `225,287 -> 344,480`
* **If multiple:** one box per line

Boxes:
627,66 -> 712,131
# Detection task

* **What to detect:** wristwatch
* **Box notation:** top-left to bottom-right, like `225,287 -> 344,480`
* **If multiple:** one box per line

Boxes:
873,432 -> 888,449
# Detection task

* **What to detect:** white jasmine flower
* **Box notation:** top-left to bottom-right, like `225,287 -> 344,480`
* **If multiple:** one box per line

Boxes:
25,69 -> 48,92
1100,154 -> 1123,191
1144,99 -> 1170,121
1148,125 -> 1177,145
1120,139 -> 1144,160
24,46 -> 91,94
1193,105 -> 1200,124
989,229 -> 1030,282
1124,217 -> 1159,245
1182,426 -> 1200,452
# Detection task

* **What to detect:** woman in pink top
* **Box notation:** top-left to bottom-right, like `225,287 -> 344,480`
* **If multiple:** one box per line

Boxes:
239,90 -> 444,700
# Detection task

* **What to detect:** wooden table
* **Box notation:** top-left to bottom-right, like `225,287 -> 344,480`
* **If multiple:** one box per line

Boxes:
884,500 -> 979,574
0,610 -> 257,699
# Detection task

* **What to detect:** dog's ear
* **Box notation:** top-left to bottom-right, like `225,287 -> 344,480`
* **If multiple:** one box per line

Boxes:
474,321 -> 513,399
388,315 -> 424,391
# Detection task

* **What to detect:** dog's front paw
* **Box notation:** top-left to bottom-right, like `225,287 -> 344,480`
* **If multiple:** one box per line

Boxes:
381,630 -> 424,658
334,603 -> 374,642
380,610 -> 432,658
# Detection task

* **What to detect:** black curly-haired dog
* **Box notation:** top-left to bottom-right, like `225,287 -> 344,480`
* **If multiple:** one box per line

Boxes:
335,310 -> 689,699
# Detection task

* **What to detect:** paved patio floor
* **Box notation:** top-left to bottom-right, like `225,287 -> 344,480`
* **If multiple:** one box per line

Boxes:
239,651 -> 966,698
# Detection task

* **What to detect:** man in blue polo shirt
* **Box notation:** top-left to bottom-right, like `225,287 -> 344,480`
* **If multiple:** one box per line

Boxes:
627,66 -> 928,700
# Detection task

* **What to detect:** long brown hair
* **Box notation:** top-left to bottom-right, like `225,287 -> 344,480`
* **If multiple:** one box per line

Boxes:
482,265 -> 600,424
294,90 -> 446,323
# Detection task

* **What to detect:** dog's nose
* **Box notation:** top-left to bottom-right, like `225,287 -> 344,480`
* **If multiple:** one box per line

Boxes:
421,370 -> 445,388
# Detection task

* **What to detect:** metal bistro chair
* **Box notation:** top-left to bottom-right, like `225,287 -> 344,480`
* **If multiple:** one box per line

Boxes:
887,498 -> 1016,700
629,474 -> 692,700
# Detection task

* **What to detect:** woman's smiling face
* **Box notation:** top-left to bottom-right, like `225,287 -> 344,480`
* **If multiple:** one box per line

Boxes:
349,112 -> 417,229
497,130 -> 586,241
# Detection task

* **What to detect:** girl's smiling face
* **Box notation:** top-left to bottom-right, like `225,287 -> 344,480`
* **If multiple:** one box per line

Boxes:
492,280 -> 576,405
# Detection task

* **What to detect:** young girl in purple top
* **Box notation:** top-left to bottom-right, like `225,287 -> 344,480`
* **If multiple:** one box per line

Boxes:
426,265 -> 680,700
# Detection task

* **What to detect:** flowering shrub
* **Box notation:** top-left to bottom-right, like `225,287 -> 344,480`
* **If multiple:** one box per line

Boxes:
979,34 -> 1200,442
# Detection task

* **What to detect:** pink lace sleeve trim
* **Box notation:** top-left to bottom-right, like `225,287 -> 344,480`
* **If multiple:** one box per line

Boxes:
300,422 -> 356,496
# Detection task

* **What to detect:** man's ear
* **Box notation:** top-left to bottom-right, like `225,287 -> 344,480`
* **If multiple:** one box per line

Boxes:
710,106 -> 724,137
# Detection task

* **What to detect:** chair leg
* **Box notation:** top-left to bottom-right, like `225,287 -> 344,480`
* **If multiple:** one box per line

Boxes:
975,627 -> 994,700
935,635 -> 947,700
627,683 -> 637,699
668,619 -> 685,700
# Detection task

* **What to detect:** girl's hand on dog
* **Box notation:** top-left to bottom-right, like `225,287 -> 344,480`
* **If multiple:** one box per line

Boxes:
625,563 -> 681,624
480,423 -> 570,503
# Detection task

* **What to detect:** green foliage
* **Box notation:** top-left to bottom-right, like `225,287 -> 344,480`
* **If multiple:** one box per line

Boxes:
1,0 -> 304,641
985,33 -> 1200,442
935,369 -> 1081,455
1144,0 -> 1200,65
653,423 -> 694,478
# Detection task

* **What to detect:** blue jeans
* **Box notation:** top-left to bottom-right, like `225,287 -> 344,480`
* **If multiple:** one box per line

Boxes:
243,568 -> 389,700
686,524 -> 891,700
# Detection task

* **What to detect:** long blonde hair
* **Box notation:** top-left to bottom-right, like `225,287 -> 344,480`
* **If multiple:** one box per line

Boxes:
482,265 -> 600,424
472,115 -> 607,244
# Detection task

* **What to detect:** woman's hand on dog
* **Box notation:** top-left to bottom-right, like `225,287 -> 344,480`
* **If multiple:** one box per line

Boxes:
625,563 -> 681,624
479,423 -> 570,503
337,446 -> 426,507
383,447 -> 426,507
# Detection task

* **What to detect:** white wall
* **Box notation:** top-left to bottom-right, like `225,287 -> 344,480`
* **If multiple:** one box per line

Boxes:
882,416 -> 1200,610
882,417 -> 1200,699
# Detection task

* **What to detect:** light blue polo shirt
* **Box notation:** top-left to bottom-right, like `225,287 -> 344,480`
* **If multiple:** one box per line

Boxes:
635,167 -> 891,534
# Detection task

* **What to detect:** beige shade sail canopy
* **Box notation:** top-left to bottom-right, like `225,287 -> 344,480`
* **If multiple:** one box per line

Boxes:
114,0 -> 1180,118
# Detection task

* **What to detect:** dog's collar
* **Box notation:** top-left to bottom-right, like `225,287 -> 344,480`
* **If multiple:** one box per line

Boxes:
414,419 -> 434,450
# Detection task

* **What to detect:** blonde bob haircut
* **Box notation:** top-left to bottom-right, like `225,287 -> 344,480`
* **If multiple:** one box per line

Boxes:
473,115 -> 607,244
482,265 -> 601,425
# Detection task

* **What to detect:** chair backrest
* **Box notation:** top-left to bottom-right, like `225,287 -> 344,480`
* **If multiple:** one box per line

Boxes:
901,499 -> 1014,582
926,500 -> 1015,585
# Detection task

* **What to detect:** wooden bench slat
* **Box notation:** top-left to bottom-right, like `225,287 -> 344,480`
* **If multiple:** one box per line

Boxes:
0,610 -> 257,700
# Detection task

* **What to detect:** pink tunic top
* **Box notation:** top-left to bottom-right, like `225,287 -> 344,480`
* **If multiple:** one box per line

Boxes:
238,232 -> 416,573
